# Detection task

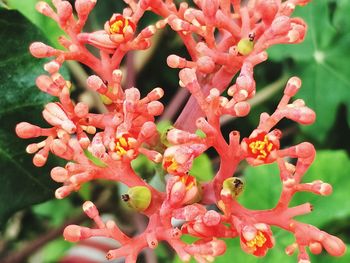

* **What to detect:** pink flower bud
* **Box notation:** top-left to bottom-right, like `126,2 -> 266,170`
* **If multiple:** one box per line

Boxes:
50,139 -> 68,156
44,61 -> 61,74
55,185 -> 73,199
43,103 -> 76,133
16,122 -> 42,138
167,54 -> 187,68
29,42 -> 57,58
56,1 -> 73,26
51,166 -> 68,182
146,87 -> 164,101
33,149 -> 48,167
147,101 -> 164,116
74,102 -> 89,118
203,210 -> 221,226
234,101 -> 250,117
196,56 -> 215,74
179,68 -> 197,87
36,75 -> 60,96
36,1 -> 56,19
169,181 -> 186,205
285,243 -> 297,255
83,201 -> 99,219
309,241 -> 322,255
75,0 -> 96,19
284,77 -> 301,96
140,25 -> 156,38
285,106 -> 316,125
140,121 -> 157,139
87,75 -> 108,93
271,16 -> 291,36
63,225 -> 83,242
322,235 -> 346,257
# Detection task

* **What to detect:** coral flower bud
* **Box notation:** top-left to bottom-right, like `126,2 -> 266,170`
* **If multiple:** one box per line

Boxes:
36,1 -> 56,18
322,235 -> 346,257
30,42 -> 57,58
75,0 -> 97,19
16,122 -> 42,138
147,101 -> 164,116
56,1 -> 73,26
44,61 -> 61,74
309,241 -> 322,255
51,167 -> 69,182
284,77 -> 301,96
83,201 -> 99,219
87,75 -> 108,93
74,102 -> 89,118
203,210 -> 221,226
271,16 -> 291,36
63,225 -> 83,242
196,56 -> 215,74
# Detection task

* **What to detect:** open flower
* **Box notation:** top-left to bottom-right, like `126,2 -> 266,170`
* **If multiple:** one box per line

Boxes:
240,224 -> 275,257
241,130 -> 280,165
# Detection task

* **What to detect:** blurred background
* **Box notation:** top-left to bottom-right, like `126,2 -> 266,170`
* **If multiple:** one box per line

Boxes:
0,0 -> 349,262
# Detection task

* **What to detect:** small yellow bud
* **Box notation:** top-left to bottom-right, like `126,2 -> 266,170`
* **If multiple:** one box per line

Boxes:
237,38 -> 254,56
122,186 -> 152,212
223,177 -> 244,198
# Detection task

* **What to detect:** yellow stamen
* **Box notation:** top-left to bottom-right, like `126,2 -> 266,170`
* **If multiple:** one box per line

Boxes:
248,135 -> 273,159
246,231 -> 267,249
110,20 -> 124,34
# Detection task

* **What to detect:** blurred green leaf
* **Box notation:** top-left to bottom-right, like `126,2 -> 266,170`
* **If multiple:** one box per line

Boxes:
268,0 -> 350,141
190,154 -> 214,182
6,0 -> 64,48
32,199 -> 74,227
83,149 -> 107,168
0,9 -> 62,227
39,237 -> 73,263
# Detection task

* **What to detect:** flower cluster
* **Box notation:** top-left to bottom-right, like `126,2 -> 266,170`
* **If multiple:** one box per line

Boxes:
16,0 -> 345,262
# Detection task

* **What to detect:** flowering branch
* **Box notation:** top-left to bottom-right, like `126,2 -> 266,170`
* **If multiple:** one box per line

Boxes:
16,0 -> 346,262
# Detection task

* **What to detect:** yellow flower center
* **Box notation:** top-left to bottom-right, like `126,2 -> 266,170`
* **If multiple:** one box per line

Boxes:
115,136 -> 130,156
246,231 -> 267,249
164,157 -> 179,173
248,135 -> 274,160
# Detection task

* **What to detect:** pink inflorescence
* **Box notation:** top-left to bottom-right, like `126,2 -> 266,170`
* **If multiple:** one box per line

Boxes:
16,0 -> 345,262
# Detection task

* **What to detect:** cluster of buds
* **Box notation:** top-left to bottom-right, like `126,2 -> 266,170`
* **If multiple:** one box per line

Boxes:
16,0 -> 345,262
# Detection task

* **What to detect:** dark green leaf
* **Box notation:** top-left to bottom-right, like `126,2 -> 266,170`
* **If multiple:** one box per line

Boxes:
0,9 -> 61,227
6,0 -> 64,48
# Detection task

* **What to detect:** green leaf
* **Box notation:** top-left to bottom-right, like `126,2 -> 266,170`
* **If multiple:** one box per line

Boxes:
32,199 -> 74,227
6,0 -> 64,48
190,153 -> 214,182
0,9 -> 60,227
268,0 -> 350,141
83,149 -> 107,168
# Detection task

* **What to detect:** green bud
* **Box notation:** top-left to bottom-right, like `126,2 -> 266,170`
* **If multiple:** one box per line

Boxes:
122,186 -> 152,212
223,177 -> 244,198
237,38 -> 254,56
